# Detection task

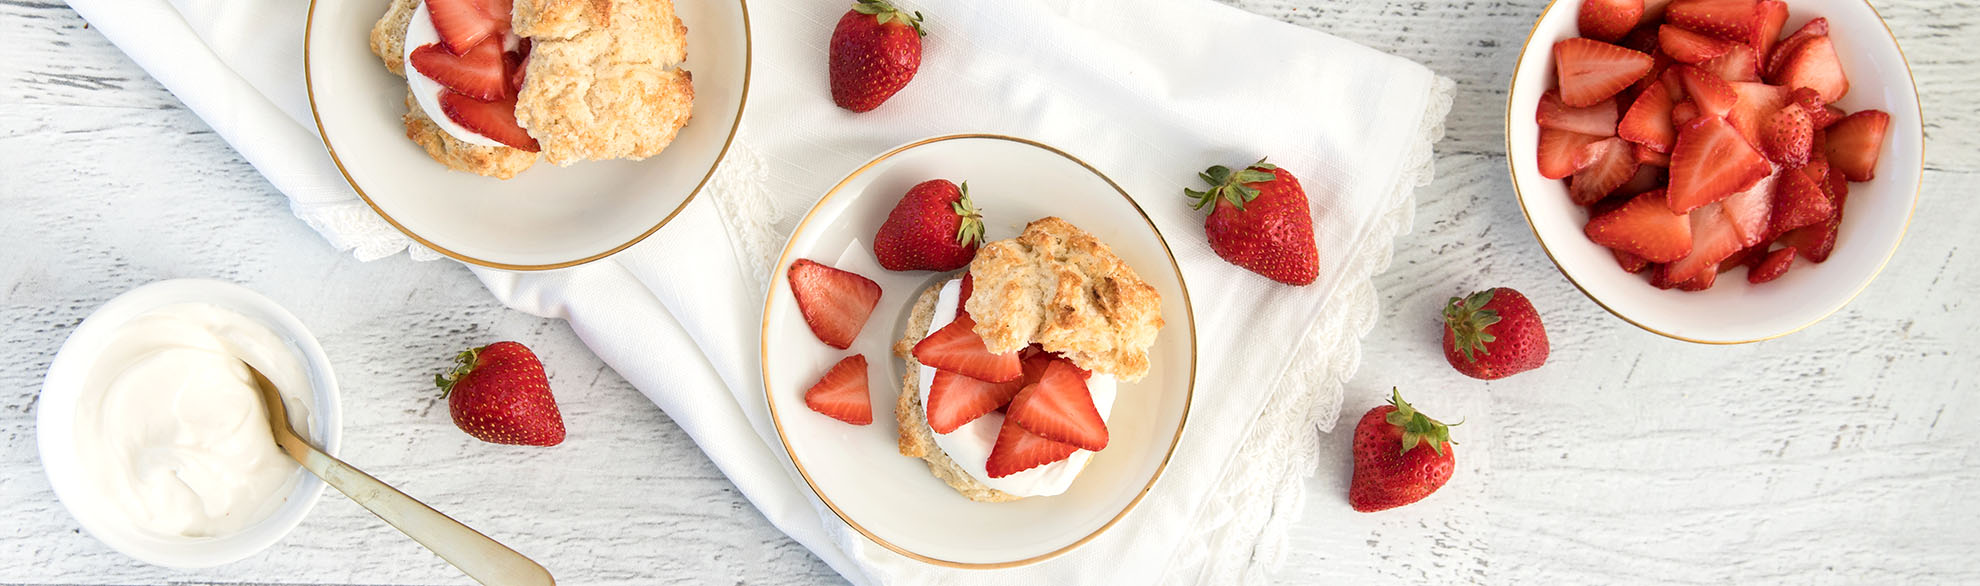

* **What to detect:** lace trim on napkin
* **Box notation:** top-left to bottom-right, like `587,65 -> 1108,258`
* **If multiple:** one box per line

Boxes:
291,198 -> 442,262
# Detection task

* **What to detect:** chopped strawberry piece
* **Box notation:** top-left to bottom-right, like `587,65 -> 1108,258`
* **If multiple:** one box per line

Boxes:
1617,164 -> 1668,198
804,355 -> 872,425
1537,90 -> 1620,136
1586,189 -> 1694,263
1615,249 -> 1651,273
1663,202 -> 1749,283
1619,79 -> 1680,153
1676,65 -> 1738,118
411,42 -> 508,101
1766,17 -> 1830,78
1767,168 -> 1835,239
1570,138 -> 1642,205
504,38 -> 532,97
1787,87 -> 1841,127
1759,105 -> 1814,167
1725,81 -> 1791,146
1675,265 -> 1719,290
1667,116 -> 1773,214
1538,128 -> 1607,179
438,91 -> 540,152
1667,0 -> 1757,41
1719,170 -> 1775,246
1019,346 -> 1055,387
1719,245 -> 1762,272
1671,101 -> 1701,126
1005,358 -> 1107,452
1698,44 -> 1761,82
1774,36 -> 1850,103
1747,246 -> 1796,283
984,416 -> 1079,478
1580,0 -> 1646,42
955,272 -> 975,319
427,0 -> 508,56
926,370 -> 1023,434
913,313 -> 1023,382
1633,143 -> 1671,167
1553,38 -> 1656,107
786,259 -> 882,349
1659,25 -> 1735,64
1748,1 -> 1789,59
1824,110 -> 1889,181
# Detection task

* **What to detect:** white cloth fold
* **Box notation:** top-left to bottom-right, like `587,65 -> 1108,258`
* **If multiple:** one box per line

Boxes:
65,0 -> 1451,582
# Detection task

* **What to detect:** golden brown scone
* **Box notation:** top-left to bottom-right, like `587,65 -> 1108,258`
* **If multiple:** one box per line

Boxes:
515,0 -> 695,165
966,217 -> 1164,381
368,0 -> 420,77
894,282 -> 1022,503
402,89 -> 539,180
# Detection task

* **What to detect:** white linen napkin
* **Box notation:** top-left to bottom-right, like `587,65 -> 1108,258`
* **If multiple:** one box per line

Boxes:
65,0 -> 1451,583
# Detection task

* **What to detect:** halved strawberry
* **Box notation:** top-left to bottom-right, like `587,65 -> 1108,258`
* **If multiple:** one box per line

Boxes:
1619,80 -> 1679,153
912,313 -> 1022,382
1585,189 -> 1693,263
438,91 -> 541,152
1667,0 -> 1757,41
1570,138 -> 1642,205
787,259 -> 882,349
1747,246 -> 1796,283
1676,65 -> 1738,118
1698,44 -> 1761,82
926,370 -> 1022,434
1538,128 -> 1607,179
412,42 -> 507,101
1537,90 -> 1620,136
428,0 -> 508,56
1719,169 -> 1775,246
954,272 -> 975,319
1659,25 -> 1735,64
1767,167 -> 1834,239
1005,358 -> 1107,452
1725,81 -> 1791,146
1663,202 -> 1748,283
1580,0 -> 1646,42
805,354 -> 871,425
1554,38 -> 1656,107
1774,35 -> 1849,103
1765,18 -> 1829,78
1667,116 -> 1773,214
1633,143 -> 1672,167
984,416 -> 1078,478
1759,105 -> 1814,167
1824,110 -> 1890,181
1748,0 -> 1789,59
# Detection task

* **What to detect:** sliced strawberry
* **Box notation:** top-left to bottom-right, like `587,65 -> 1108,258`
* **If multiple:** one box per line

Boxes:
1618,164 -> 1668,198
1698,44 -> 1761,82
926,370 -> 1022,434
787,259 -> 882,350
1667,116 -> 1773,214
1538,128 -> 1607,179
1554,38 -> 1656,107
1725,81 -> 1791,145
1570,138 -> 1642,205
1767,167 -> 1834,239
1580,0 -> 1646,42
913,313 -> 1022,382
1671,100 -> 1701,127
955,272 -> 975,319
1675,265 -> 1719,290
1766,18 -> 1830,76
1585,189 -> 1694,263
1615,249 -> 1651,273
1005,358 -> 1107,452
427,0 -> 507,56
1747,246 -> 1796,283
804,354 -> 871,425
1824,110 -> 1890,181
1787,87 -> 1841,128
1660,25 -> 1735,64
1820,105 -> 1847,129
1663,202 -> 1748,283
411,42 -> 507,101
1774,36 -> 1849,103
1019,346 -> 1055,387
1537,90 -> 1620,136
1758,105 -> 1814,167
1667,0 -> 1757,41
1748,0 -> 1789,59
1619,80 -> 1679,153
984,416 -> 1079,478
1719,169 -> 1775,246
438,91 -> 541,152
1633,143 -> 1672,167
504,38 -> 532,98
1719,245 -> 1762,272
1623,50 -> 1674,105
1676,65 -> 1738,118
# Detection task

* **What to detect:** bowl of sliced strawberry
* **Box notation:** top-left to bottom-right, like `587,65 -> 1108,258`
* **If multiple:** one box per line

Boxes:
1508,0 -> 1922,343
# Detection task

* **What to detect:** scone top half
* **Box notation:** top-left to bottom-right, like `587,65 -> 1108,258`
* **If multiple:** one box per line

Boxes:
964,217 -> 1164,381
513,0 -> 695,165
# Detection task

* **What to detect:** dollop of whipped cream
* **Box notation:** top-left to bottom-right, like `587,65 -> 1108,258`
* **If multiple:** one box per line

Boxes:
403,1 -> 516,148
919,278 -> 1117,497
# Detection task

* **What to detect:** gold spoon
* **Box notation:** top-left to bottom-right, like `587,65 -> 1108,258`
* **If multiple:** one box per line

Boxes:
246,362 -> 555,586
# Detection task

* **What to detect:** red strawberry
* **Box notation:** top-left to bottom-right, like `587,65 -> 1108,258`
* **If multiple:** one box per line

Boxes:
1615,249 -> 1651,272
828,0 -> 926,112
1019,345 -> 1055,387
1586,189 -> 1693,262
1663,203 -> 1748,283
1667,116 -> 1772,214
1553,38 -> 1655,107
1350,389 -> 1457,512
984,416 -> 1079,478
1667,0 -> 1756,41
1005,358 -> 1107,451
1675,65 -> 1737,119
926,369 -> 1021,434
1824,110 -> 1890,181
1747,246 -> 1796,283
1674,264 -> 1720,290
1579,0 -> 1645,42
1442,288 -> 1549,380
438,91 -> 540,152
504,38 -> 532,97
436,341 -> 564,446
1748,0 -> 1789,59
1719,245 -> 1762,272
873,179 -> 984,271
427,0 -> 508,56
1788,87 -> 1842,128
1725,81 -> 1791,146
804,354 -> 872,425
1539,129 -> 1608,178
1618,79 -> 1679,153
1758,105 -> 1813,167
1659,25 -> 1735,64
1774,36 -> 1850,103
955,272 -> 974,319
1570,138 -> 1641,205
1536,90 -> 1619,136
1617,164 -> 1668,198
1643,0 -> 1676,20
1698,44 -> 1761,82
1671,100 -> 1701,126
1633,143 -> 1672,167
411,42 -> 508,101
912,313 -> 1022,382
1766,18 -> 1829,78
1186,160 -> 1320,286
1719,170 -> 1776,246
787,259 -> 883,350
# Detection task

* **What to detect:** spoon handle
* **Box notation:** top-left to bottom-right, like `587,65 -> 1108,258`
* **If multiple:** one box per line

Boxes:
274,436 -> 554,586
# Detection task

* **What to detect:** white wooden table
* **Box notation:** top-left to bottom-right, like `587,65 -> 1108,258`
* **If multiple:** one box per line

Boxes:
4,1 -> 1977,583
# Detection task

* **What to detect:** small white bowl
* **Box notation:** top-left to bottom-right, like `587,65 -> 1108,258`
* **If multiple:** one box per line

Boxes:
1506,0 -> 1923,343
36,279 -> 342,568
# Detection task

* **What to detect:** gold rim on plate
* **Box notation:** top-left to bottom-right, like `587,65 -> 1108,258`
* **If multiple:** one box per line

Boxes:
1504,0 -> 1923,344
758,134 -> 1197,569
302,0 -> 753,271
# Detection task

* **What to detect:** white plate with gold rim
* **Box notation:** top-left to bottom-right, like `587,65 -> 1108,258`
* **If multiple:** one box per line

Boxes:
304,0 -> 750,270
759,134 -> 1195,567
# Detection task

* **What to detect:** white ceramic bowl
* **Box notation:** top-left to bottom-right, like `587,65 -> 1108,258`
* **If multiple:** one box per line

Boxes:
759,135 -> 1195,567
304,0 -> 750,270
1507,0 -> 1923,343
37,279 -> 342,568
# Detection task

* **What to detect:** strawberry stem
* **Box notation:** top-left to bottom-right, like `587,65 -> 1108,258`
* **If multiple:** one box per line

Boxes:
1385,388 -> 1456,456
952,182 -> 985,248
1442,289 -> 1500,363
1185,158 -> 1278,212
434,345 -> 484,398
850,0 -> 926,36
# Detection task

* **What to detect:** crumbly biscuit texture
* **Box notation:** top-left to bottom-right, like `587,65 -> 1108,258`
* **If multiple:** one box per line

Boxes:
368,0 -> 419,77
515,0 -> 694,165
402,89 -> 539,179
894,284 -> 1023,503
966,217 -> 1164,381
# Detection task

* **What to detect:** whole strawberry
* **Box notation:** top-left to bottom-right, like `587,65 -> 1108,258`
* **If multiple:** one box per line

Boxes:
1441,288 -> 1549,380
435,341 -> 565,446
873,179 -> 983,271
1185,159 -> 1319,286
828,0 -> 925,112
1350,389 -> 1456,512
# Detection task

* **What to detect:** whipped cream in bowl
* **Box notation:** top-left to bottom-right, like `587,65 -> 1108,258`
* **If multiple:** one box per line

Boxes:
37,279 -> 342,568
